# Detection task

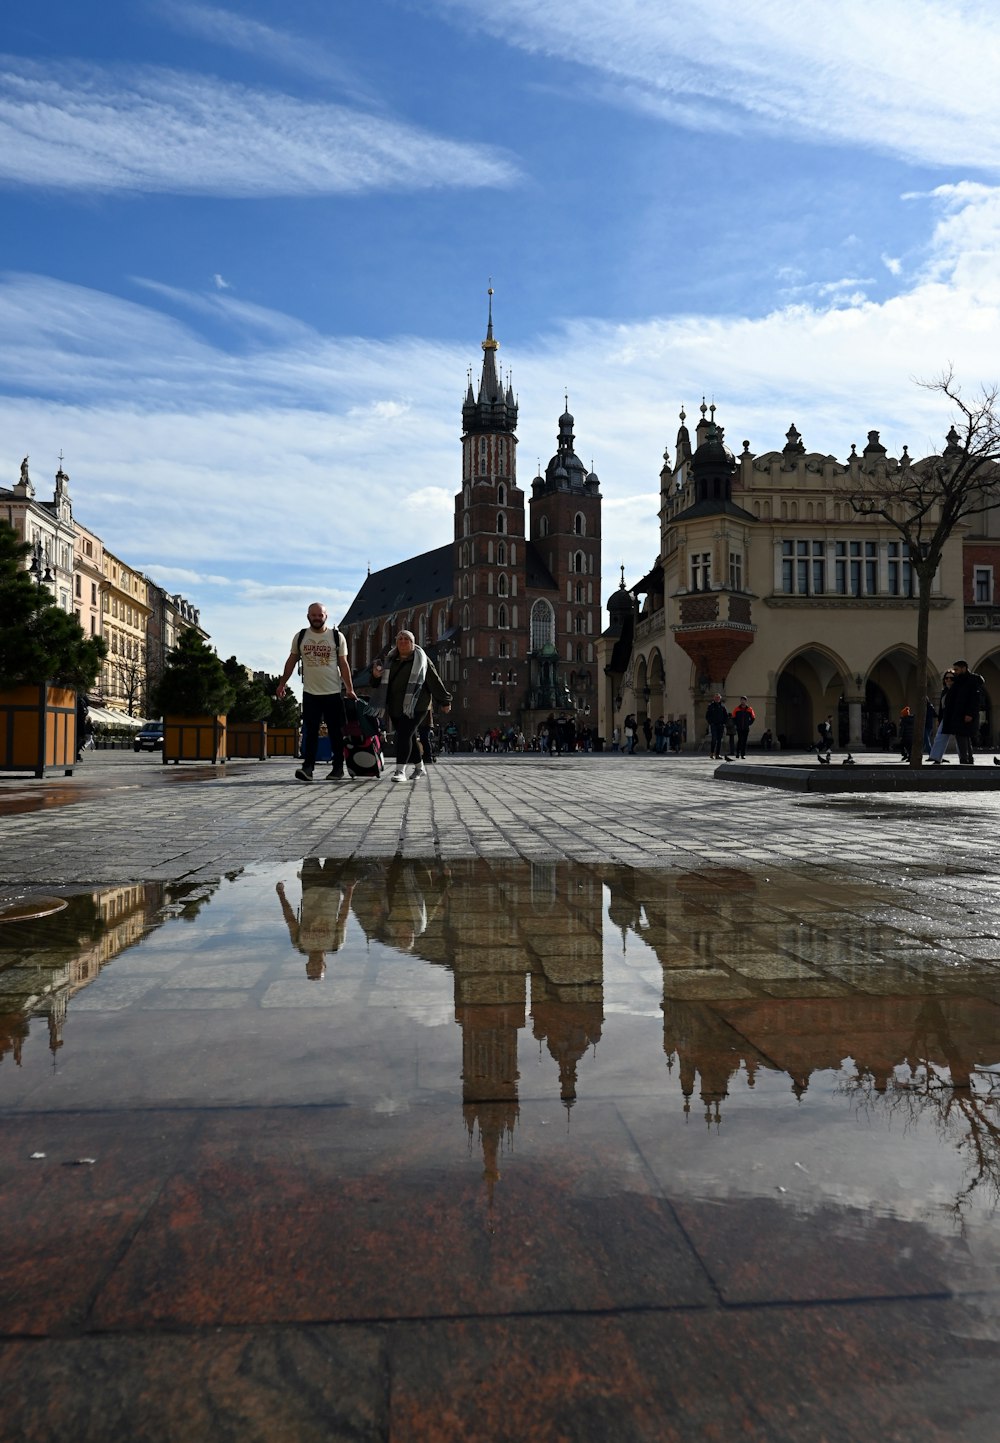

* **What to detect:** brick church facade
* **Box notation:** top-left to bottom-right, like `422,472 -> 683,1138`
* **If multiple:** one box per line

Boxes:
340,297 -> 603,740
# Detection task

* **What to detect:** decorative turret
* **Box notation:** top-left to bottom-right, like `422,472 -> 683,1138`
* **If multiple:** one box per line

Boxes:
783,424 -> 805,456
943,425 -> 963,457
675,406 -> 692,468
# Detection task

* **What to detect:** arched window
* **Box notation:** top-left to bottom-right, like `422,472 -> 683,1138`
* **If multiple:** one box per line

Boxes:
461,541 -> 470,567
510,543 -> 516,565
418,613 -> 427,643
497,604 -> 508,629
575,582 -> 584,603
539,516 -> 549,538
574,512 -> 585,536
463,514 -> 471,537
573,551 -> 585,573
463,486 -> 471,508
487,540 -> 494,563
497,574 -> 508,596
530,598 -> 555,651
575,612 -> 585,633
462,575 -> 469,598
462,604 -> 470,630
497,513 -> 505,534
498,483 -> 506,506
497,541 -> 506,566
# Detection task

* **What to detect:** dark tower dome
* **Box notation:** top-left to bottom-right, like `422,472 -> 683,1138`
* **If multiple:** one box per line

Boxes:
690,420 -> 736,506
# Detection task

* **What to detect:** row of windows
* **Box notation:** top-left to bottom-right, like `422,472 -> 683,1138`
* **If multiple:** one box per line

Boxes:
459,540 -> 518,567
103,595 -> 146,625
780,539 -> 917,597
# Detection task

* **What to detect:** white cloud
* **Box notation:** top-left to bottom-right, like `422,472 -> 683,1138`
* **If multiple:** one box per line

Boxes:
0,57 -> 519,196
434,0 -> 1000,171
2,183 -> 999,673
212,274 -> 231,291
159,2 -> 376,95
882,254 -> 903,277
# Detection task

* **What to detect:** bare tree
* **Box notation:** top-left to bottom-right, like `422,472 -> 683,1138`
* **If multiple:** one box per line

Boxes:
115,656 -> 146,717
844,370 -> 1000,766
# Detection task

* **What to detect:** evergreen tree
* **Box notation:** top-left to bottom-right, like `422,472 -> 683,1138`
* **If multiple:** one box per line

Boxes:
263,675 -> 301,728
151,628 -> 236,716
0,522 -> 106,689
222,656 -> 272,722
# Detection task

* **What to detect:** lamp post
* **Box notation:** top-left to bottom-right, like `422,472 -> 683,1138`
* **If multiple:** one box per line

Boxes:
28,539 -> 53,588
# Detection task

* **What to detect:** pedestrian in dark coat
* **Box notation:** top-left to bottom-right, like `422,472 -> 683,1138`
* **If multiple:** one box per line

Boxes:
949,659 -> 986,765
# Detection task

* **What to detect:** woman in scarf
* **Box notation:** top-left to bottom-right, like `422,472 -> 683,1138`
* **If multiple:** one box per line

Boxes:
371,630 -> 453,782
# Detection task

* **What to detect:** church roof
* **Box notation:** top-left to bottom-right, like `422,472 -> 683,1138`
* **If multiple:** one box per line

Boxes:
524,540 -> 558,592
670,497 -> 756,524
339,544 -> 453,626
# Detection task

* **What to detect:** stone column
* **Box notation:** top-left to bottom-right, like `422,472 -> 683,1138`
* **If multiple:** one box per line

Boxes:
848,696 -> 863,750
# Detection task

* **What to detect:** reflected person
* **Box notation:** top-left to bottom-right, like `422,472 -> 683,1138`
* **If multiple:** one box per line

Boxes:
276,858 -> 355,980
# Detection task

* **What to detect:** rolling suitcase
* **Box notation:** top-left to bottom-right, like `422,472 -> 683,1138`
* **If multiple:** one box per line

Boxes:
343,697 -> 384,779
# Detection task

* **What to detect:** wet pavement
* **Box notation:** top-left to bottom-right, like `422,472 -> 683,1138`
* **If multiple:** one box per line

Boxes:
2,753 -> 1000,1440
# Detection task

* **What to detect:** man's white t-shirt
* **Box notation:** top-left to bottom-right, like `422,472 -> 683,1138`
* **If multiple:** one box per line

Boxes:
294,627 -> 347,696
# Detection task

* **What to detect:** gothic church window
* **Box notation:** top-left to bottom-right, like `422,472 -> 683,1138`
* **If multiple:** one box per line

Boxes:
498,484 -> 506,505
497,574 -> 508,596
574,512 -> 586,536
497,514 -> 505,534
497,541 -> 506,565
539,516 -> 549,538
498,604 -> 508,629
530,599 -> 554,651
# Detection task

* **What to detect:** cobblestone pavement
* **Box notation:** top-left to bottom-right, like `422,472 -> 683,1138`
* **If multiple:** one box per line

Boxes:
2,749 -> 999,889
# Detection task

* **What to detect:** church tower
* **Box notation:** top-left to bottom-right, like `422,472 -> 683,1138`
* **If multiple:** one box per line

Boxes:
454,291 -> 524,730
529,403 -> 602,718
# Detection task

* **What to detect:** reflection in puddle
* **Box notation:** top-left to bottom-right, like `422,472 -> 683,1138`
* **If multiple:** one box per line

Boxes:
2,859 -> 1000,1243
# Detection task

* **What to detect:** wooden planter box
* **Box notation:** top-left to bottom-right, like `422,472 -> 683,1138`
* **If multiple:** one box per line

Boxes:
227,720 -> 268,760
0,683 -> 77,777
162,714 -> 227,764
266,726 -> 298,758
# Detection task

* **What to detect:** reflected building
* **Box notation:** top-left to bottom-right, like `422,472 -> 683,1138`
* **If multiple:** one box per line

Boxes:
0,885 -> 163,1064
604,866 -> 1000,1124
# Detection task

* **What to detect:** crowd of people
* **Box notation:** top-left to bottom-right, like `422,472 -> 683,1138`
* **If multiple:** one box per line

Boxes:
273,604 -> 995,777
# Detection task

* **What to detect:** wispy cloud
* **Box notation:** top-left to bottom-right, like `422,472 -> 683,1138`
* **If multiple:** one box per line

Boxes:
159,2 -> 379,98
0,57 -> 520,196
434,0 -> 1000,171
2,183 -> 998,671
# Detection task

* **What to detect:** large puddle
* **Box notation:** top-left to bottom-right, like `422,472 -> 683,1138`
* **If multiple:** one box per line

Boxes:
3,858 -> 1000,1323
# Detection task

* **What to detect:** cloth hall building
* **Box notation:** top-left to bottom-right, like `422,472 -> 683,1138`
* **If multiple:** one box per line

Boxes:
599,402 -> 1000,752
340,301 -> 602,740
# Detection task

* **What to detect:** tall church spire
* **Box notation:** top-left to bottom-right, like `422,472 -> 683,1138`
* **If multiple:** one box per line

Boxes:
462,287 -> 518,436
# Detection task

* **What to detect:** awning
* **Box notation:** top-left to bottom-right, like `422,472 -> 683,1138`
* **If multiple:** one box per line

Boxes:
86,707 -> 149,730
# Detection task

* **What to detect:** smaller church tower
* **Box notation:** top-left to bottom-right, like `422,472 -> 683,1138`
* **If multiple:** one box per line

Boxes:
529,403 -> 602,717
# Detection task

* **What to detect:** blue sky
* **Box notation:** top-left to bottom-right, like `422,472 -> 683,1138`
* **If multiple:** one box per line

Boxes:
2,0 -> 999,674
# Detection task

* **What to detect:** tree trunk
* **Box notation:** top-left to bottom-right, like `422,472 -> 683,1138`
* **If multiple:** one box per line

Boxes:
910,563 -> 935,768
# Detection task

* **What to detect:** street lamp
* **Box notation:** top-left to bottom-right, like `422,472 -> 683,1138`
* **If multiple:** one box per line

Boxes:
28,539 -> 53,587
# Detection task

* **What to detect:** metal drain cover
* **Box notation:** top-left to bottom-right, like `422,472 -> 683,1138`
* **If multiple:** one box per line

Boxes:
0,896 -> 69,923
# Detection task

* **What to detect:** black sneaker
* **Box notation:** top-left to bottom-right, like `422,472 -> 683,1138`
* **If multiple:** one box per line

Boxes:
294,767 -> 314,782
327,768 -> 346,781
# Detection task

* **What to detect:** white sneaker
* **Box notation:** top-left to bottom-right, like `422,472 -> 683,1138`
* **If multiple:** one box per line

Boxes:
411,762 -> 427,779
391,768 -> 407,783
